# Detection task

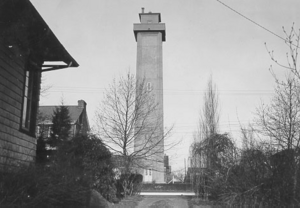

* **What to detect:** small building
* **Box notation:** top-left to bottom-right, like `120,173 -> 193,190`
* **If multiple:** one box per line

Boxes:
164,154 -> 172,182
0,0 -> 78,167
37,100 -> 90,139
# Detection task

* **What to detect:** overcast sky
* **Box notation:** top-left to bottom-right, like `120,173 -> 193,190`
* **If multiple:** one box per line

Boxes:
31,0 -> 300,172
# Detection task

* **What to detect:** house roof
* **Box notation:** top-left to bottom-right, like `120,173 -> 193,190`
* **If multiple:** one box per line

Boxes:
0,0 -> 79,71
38,105 -> 84,125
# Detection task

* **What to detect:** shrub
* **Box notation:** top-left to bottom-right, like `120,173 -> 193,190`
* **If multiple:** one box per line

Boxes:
116,173 -> 143,198
35,136 -> 51,164
53,134 -> 118,202
0,134 -> 117,207
0,164 -> 89,208
217,148 -> 300,207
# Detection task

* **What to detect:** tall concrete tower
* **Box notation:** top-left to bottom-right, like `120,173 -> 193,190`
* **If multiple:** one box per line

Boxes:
133,9 -> 166,183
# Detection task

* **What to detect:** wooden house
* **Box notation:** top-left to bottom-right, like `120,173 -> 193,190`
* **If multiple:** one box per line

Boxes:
37,100 -> 90,139
0,0 -> 79,167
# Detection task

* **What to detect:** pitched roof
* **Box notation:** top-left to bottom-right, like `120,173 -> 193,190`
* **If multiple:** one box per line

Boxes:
38,105 -> 84,125
0,0 -> 79,71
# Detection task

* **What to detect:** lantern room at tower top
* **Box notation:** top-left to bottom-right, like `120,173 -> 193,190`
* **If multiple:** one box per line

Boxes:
133,9 -> 166,42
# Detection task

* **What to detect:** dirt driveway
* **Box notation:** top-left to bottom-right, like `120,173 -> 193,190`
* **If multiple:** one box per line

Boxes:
136,196 -> 189,208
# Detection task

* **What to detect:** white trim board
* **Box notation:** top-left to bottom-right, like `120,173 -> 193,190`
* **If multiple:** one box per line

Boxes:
140,192 -> 195,196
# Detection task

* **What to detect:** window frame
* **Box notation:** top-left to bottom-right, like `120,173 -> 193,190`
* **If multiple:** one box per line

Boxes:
20,65 -> 40,137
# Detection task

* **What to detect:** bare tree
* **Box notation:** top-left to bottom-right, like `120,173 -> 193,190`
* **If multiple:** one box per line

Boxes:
256,78 -> 300,206
256,76 -> 300,150
256,26 -> 300,207
266,25 -> 300,82
95,72 -> 172,195
219,26 -> 300,207
40,75 -> 52,97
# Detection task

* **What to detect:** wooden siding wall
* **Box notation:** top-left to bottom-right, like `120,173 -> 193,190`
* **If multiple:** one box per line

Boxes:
0,41 -> 36,167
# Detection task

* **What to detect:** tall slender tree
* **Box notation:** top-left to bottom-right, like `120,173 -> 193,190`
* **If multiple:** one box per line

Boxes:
190,76 -> 237,199
192,75 -> 221,169
199,75 -> 220,140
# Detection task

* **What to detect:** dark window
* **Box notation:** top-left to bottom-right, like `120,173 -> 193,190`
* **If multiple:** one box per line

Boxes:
22,70 -> 33,129
21,67 -> 40,135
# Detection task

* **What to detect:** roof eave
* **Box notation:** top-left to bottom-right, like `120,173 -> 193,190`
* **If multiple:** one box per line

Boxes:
0,0 -> 79,70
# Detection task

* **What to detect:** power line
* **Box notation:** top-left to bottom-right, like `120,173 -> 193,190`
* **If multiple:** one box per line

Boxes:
47,90 -> 274,97
47,86 -> 274,95
216,0 -> 286,42
48,86 -> 274,92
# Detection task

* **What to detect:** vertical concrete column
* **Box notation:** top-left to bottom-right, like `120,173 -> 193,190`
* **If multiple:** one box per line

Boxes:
134,11 -> 166,183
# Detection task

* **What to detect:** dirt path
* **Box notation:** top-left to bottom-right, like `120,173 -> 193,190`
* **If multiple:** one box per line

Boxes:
110,195 -> 214,208
136,196 -> 189,208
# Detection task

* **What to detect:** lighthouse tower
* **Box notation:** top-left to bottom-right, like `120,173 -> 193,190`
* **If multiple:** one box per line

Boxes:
133,9 -> 166,183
